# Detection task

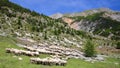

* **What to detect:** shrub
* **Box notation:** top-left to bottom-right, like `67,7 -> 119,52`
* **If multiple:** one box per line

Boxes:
116,42 -> 120,49
84,39 -> 96,57
44,31 -> 48,40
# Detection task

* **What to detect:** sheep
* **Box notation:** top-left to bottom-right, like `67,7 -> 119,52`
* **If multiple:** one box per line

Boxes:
6,48 -> 39,56
6,48 -> 11,53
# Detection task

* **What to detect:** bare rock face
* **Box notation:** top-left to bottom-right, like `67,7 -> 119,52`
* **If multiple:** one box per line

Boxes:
50,13 -> 63,19
62,17 -> 74,25
73,20 -> 98,32
103,12 -> 120,22
61,18 -> 98,32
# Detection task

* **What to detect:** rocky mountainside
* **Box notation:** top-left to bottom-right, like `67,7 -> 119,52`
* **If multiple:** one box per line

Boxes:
0,0 -> 118,49
51,8 -> 120,40
0,0 -> 91,48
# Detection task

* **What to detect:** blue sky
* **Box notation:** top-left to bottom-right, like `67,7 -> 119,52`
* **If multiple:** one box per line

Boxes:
10,0 -> 120,16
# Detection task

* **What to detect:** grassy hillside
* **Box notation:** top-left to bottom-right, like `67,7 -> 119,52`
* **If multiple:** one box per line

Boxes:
0,0 -> 94,50
0,0 -> 90,41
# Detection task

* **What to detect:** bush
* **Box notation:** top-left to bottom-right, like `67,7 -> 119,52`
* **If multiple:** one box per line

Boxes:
44,31 -> 48,40
116,42 -> 120,49
84,39 -> 96,57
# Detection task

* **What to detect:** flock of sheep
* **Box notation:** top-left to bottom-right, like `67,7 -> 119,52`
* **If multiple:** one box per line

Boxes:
31,57 -> 67,66
5,44 -> 85,66
23,45 -> 84,58
6,48 -> 39,56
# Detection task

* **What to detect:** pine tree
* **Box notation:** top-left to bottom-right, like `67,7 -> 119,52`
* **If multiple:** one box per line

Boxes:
84,39 -> 96,57
116,42 -> 120,49
44,31 -> 48,40
54,28 -> 59,35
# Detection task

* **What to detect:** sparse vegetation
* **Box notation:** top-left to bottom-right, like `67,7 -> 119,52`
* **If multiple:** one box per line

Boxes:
0,0 -> 90,40
0,0 -> 120,68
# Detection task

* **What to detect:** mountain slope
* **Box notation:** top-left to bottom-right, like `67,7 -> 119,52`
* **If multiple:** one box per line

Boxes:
0,0 -> 91,48
0,0 -> 119,47
52,9 -> 120,40
0,1 -> 120,68
50,13 -> 63,19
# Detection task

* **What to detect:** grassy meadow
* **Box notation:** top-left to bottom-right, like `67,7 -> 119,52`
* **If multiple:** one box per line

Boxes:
0,36 -> 120,68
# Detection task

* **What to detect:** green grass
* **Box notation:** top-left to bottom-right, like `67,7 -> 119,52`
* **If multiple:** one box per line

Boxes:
0,36 -> 120,68
39,54 -> 50,58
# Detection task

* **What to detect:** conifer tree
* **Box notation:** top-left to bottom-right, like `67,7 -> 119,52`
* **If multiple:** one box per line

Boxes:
84,39 -> 96,57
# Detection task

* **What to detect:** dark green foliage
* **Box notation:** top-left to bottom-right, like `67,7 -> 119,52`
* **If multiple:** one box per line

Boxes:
54,28 -> 58,35
54,28 -> 61,35
70,29 -> 75,36
17,19 -> 22,27
86,12 -> 104,21
32,26 -> 36,32
116,42 -> 120,49
93,17 -> 120,40
111,36 -> 120,41
84,39 -> 96,57
44,31 -> 48,40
